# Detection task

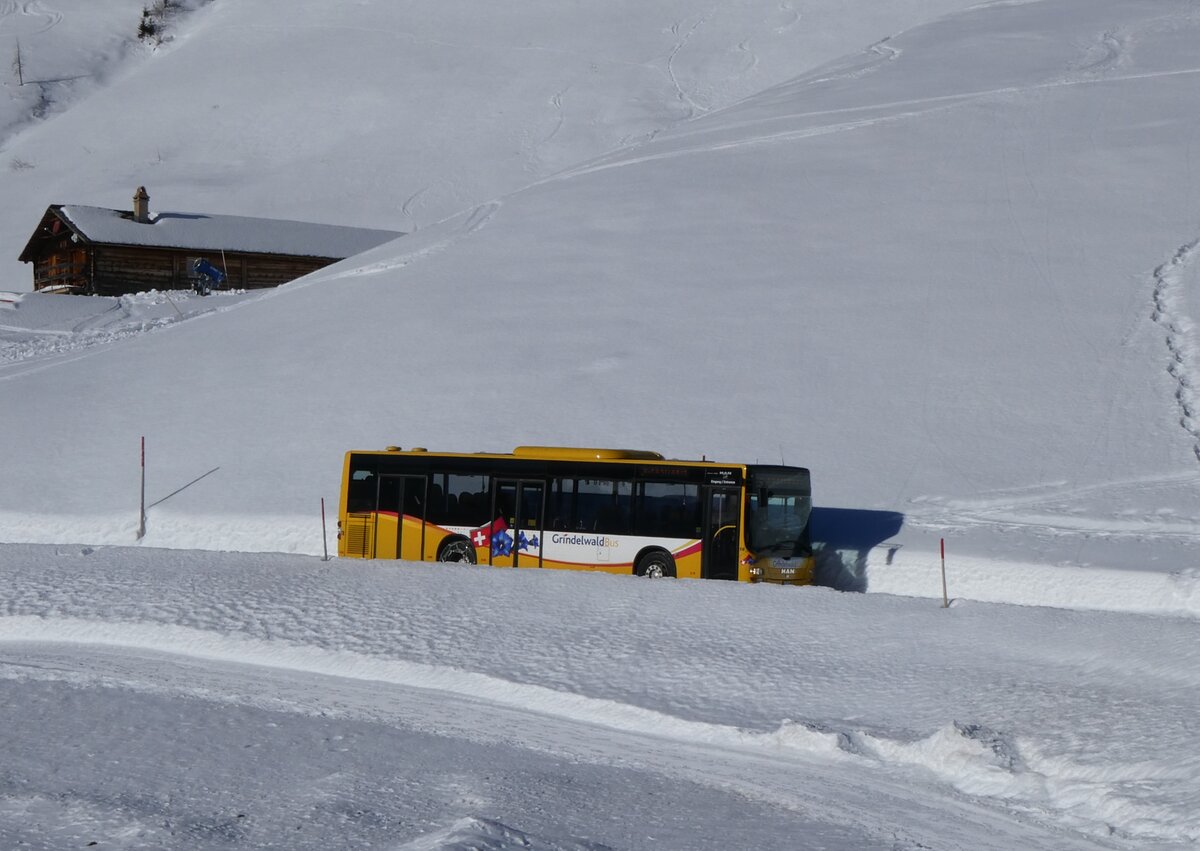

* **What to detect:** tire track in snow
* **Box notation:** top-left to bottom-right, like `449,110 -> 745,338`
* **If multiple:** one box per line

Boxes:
1150,239 -> 1200,461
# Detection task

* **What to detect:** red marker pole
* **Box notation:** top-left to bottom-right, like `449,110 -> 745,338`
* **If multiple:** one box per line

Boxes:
137,436 -> 146,540
940,537 -> 949,608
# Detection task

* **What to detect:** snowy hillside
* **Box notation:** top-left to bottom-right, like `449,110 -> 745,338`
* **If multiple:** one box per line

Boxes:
4,0 -> 1200,580
3,0 -> 1200,847
1,0 -> 985,285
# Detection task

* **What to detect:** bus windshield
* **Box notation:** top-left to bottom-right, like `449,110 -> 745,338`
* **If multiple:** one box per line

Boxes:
746,467 -> 812,557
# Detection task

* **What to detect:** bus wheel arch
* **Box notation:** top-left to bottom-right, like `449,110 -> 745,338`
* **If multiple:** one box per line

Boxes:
635,548 -> 676,579
437,535 -> 478,564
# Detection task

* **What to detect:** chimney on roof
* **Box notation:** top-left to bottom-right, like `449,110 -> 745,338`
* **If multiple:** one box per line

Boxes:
132,186 -> 150,223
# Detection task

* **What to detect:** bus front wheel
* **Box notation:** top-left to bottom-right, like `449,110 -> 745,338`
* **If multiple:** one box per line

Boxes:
636,550 -> 675,579
438,537 -> 477,564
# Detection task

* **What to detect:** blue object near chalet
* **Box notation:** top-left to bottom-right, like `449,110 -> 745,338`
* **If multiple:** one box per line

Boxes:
192,258 -> 226,296
193,258 -> 226,284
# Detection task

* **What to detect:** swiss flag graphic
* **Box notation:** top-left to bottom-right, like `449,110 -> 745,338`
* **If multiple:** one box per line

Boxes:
469,517 -> 509,549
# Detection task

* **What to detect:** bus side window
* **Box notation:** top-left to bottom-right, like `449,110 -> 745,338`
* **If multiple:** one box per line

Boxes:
377,476 -> 401,514
495,490 -> 514,526
426,481 -> 444,520
434,475 -> 488,527
457,492 -> 475,523
403,481 -> 425,519
639,482 -> 700,538
348,468 -> 376,513
573,479 -> 633,534
548,478 -> 573,530
575,483 -> 600,530
602,481 -> 633,534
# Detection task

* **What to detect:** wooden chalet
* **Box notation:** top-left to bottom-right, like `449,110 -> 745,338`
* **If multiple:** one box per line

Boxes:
18,187 -> 403,295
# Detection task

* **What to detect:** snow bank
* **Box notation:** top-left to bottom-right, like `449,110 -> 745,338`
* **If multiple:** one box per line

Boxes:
870,549 -> 1200,618
2,542 -> 1197,843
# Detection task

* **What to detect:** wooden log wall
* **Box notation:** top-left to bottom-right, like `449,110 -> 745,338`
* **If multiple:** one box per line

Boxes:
88,247 -> 335,295
93,246 -> 175,295
244,255 -> 328,288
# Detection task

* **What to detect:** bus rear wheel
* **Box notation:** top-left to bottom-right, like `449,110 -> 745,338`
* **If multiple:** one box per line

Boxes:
636,550 -> 675,579
438,537 -> 477,564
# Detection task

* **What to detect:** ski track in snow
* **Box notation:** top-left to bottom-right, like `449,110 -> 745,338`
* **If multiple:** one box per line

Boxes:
320,201 -> 501,282
541,64 -> 1200,188
905,470 -> 1200,541
519,86 -> 570,176
400,184 -> 432,223
0,619 -> 1187,847
0,0 -> 62,35
906,508 -> 1200,543
665,12 -> 713,118
771,0 -> 799,35
394,817 -> 606,851
1071,30 -> 1124,77
1150,238 -> 1200,461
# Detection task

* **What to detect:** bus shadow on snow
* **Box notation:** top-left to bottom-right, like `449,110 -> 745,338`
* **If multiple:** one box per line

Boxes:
808,507 -> 904,592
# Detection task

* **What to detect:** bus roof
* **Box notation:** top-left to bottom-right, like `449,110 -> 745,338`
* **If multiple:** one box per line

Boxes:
349,446 -> 808,475
513,446 -> 664,461
371,445 -> 663,461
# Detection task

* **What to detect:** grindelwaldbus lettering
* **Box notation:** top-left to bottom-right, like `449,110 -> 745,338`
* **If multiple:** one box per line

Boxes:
550,533 -> 619,548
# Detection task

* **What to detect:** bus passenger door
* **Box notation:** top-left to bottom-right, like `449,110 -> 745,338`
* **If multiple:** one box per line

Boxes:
490,480 -> 544,568
376,475 -> 427,560
702,487 -> 740,580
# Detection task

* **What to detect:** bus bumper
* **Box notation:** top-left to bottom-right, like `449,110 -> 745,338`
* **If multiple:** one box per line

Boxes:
746,555 -> 815,585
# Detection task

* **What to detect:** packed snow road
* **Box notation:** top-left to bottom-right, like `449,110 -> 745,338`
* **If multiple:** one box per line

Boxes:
1,543 -> 1197,848
0,640 -> 1115,851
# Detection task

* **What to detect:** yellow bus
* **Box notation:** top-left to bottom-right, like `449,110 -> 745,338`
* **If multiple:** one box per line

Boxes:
337,445 -> 814,584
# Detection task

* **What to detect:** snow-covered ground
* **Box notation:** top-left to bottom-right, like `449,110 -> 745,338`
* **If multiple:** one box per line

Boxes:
2,0 -> 1200,847
3,542 -> 1198,849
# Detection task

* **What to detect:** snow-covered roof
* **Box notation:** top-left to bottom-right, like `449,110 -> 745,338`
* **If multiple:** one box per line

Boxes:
55,204 -> 403,259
